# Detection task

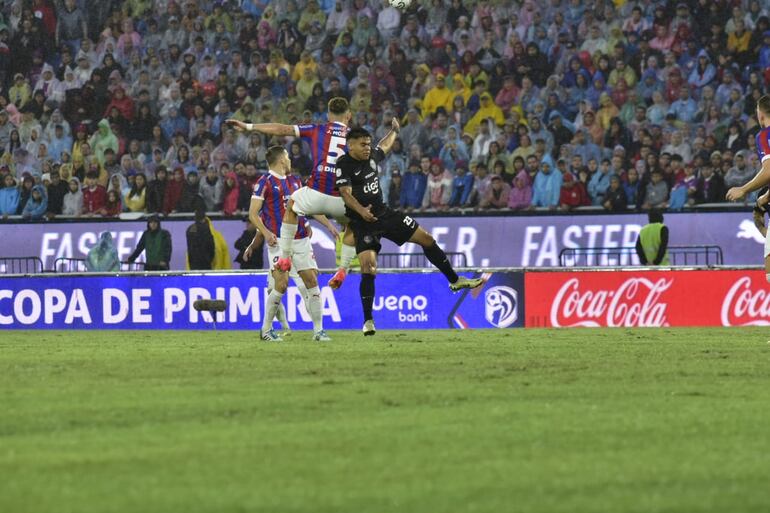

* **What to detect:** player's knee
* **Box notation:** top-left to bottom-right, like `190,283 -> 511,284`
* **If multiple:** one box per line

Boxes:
273,273 -> 289,292
765,273 -> 770,285
302,273 -> 318,289
362,263 -> 377,275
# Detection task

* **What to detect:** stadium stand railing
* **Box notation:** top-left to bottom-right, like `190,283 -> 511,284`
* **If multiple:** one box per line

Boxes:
121,261 -> 147,272
0,257 -> 44,275
52,258 -> 146,273
378,252 -> 467,269
53,258 -> 89,273
559,245 -> 724,267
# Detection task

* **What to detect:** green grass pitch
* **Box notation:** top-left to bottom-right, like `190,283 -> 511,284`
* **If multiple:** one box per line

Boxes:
2,328 -> 770,513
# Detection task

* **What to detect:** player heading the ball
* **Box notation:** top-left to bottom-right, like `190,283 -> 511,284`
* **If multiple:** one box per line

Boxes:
226,98 -> 356,290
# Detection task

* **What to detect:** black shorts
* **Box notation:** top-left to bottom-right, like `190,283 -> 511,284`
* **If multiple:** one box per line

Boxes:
350,208 -> 420,254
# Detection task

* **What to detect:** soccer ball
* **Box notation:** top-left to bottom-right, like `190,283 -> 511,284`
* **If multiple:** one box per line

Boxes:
389,0 -> 412,10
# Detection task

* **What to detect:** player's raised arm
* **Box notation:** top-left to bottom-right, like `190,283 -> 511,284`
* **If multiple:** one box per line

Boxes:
376,117 -> 400,155
729,96 -> 770,201
225,119 -> 297,137
339,185 -> 377,222
727,159 -> 770,201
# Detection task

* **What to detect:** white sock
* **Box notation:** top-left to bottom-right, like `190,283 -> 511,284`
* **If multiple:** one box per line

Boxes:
263,289 -> 284,333
306,286 -> 323,333
340,243 -> 356,271
276,302 -> 289,330
279,223 -> 298,259
266,287 -> 288,328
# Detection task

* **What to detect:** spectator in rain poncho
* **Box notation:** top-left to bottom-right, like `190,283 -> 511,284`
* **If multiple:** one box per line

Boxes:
89,119 -> 119,166
62,177 -> 83,216
438,125 -> 469,171
464,92 -> 505,136
0,174 -> 20,216
22,184 -> 48,219
86,232 -> 121,272
508,170 -> 533,210
531,160 -> 563,208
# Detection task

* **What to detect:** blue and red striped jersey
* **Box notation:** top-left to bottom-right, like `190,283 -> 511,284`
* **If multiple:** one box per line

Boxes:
252,172 -> 308,239
756,127 -> 770,164
295,122 -> 349,196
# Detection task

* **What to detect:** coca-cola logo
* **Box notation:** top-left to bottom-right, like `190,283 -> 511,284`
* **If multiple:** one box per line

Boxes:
721,277 -> 770,326
550,277 -> 672,327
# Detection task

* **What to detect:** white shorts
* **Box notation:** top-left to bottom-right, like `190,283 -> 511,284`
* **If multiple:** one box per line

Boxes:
290,186 -> 347,223
267,237 -> 317,277
764,234 -> 770,259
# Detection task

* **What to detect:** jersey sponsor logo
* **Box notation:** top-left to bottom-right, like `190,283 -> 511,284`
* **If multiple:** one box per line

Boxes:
484,286 -> 519,328
363,181 -> 380,194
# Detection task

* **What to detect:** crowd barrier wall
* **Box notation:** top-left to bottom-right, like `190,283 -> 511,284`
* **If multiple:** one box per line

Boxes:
0,267 -> 767,330
0,211 -> 763,271
0,270 -> 522,330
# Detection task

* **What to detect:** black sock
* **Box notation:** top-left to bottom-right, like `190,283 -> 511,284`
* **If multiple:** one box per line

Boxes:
424,242 -> 459,283
360,273 -> 376,321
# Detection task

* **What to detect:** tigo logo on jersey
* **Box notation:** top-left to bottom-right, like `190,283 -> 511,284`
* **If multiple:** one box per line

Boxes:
484,286 -> 518,328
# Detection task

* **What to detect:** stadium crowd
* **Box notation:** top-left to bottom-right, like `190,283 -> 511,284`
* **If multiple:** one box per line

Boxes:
0,0 -> 768,220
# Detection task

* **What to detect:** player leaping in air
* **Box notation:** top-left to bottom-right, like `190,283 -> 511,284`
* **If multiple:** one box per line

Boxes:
227,98 -> 355,290
335,123 -> 484,336
727,95 -> 770,277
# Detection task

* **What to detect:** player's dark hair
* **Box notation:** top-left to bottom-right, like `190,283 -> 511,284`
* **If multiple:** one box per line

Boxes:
328,97 -> 350,115
758,95 -> 770,116
265,145 -> 286,166
347,127 -> 371,141
648,210 -> 664,224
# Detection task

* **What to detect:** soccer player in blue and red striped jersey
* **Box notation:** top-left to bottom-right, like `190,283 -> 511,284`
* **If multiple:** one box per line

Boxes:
727,95 -> 770,278
727,96 -> 770,201
227,98 -> 356,290
244,146 -> 339,342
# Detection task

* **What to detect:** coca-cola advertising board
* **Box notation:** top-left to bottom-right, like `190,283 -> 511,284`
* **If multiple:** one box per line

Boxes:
525,270 -> 770,328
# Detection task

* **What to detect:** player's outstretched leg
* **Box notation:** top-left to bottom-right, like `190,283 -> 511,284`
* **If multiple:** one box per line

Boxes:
409,228 -> 484,291
330,226 -> 356,289
358,250 -> 377,335
277,199 -> 299,271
